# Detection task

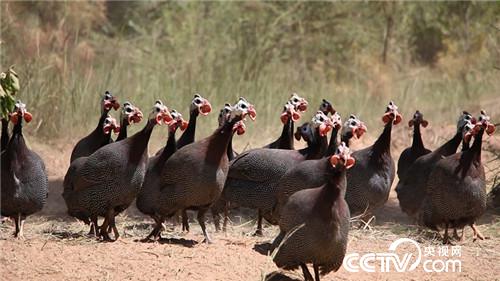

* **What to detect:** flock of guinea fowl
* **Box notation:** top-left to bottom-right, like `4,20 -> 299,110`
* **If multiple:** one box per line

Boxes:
0,90 -> 496,281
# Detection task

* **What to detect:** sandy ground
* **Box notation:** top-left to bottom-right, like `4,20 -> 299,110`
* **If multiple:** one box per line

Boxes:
1,126 -> 499,281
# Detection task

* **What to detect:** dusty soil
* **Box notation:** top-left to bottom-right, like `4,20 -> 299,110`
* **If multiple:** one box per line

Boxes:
1,126 -> 499,281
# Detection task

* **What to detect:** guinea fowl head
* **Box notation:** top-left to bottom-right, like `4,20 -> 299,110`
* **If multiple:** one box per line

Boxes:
319,98 -> 336,116
342,114 -> 367,139
457,111 -> 474,131
280,101 -> 301,124
190,94 -> 212,116
102,115 -> 120,135
149,100 -> 173,125
311,111 -> 334,137
230,97 -> 256,123
294,111 -> 334,141
218,103 -> 232,126
219,104 -> 246,135
280,93 -> 308,124
9,100 -> 32,125
330,112 -> 342,131
101,91 -> 120,113
289,93 -> 308,112
168,109 -> 188,133
330,142 -> 355,169
382,101 -> 402,125
462,118 -> 476,144
475,110 -> 495,136
408,110 -> 428,128
121,102 -> 143,125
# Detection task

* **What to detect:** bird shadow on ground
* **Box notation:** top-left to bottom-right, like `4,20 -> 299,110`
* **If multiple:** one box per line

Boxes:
43,230 -> 89,240
135,236 -> 198,248
264,271 -> 301,281
253,241 -> 273,256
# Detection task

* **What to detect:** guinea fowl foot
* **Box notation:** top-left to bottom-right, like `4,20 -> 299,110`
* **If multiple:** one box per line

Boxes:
142,224 -> 163,242
253,229 -> 264,237
471,224 -> 487,242
99,229 -> 114,242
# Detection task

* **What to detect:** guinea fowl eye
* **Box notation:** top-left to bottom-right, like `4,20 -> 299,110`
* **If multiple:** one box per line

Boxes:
194,99 -> 202,104
156,107 -> 161,112
240,103 -> 247,109
351,121 -> 356,126
126,107 -> 133,113
319,117 -> 324,122
293,98 -> 299,103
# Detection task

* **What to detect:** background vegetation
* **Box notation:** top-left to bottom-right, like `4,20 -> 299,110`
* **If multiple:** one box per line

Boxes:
1,1 -> 499,146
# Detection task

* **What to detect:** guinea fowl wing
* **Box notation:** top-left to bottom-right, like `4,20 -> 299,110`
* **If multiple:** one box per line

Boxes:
70,143 -> 125,192
228,149 -> 303,181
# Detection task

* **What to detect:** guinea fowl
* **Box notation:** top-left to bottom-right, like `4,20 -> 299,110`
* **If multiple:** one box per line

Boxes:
136,109 -> 187,235
345,101 -> 402,218
222,111 -> 335,236
83,115 -> 121,236
148,98 -> 256,243
271,143 -> 354,281
63,101 -> 172,241
264,93 -> 308,149
115,101 -> 143,141
396,111 -> 474,219
397,110 -> 431,179
273,115 -> 366,223
165,94 -> 211,231
209,104 -> 248,231
70,91 -> 120,162
422,111 -> 495,244
1,101 -> 48,238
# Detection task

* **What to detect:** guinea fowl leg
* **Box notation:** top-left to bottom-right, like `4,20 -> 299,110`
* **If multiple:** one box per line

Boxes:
109,216 -> 120,240
142,216 -> 164,242
313,264 -> 320,281
88,216 -> 99,237
442,223 -> 453,245
300,264 -> 314,281
212,209 -> 221,232
13,214 -> 25,239
19,218 -> 26,239
470,224 -> 486,242
254,210 -> 263,236
197,207 -> 212,244
453,228 -> 465,242
99,209 -> 115,242
222,203 -> 229,232
182,209 -> 190,232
